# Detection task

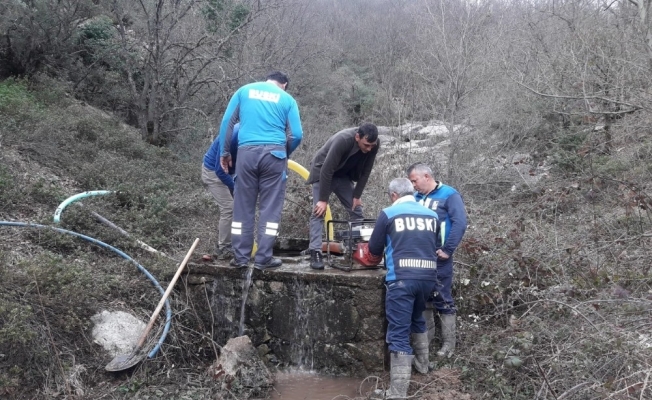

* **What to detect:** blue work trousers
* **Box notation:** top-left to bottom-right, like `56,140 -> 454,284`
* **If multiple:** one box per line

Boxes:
385,279 -> 438,354
231,145 -> 287,265
431,257 -> 456,315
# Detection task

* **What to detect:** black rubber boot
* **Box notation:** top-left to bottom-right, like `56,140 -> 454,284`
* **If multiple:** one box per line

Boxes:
310,250 -> 325,270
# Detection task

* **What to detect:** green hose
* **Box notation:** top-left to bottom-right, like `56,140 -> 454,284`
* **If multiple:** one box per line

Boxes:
53,190 -> 115,224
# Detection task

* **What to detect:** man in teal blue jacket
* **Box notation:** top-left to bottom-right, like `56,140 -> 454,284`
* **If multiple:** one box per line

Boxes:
219,71 -> 303,270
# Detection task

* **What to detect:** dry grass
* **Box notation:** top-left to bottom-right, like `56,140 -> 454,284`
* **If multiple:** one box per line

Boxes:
2,80 -> 652,399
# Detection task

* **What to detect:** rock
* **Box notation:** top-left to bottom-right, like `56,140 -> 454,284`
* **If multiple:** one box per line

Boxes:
397,122 -> 428,140
376,126 -> 393,136
90,310 -> 146,356
257,343 -> 271,357
418,125 -> 449,137
208,336 -> 274,399
377,134 -> 397,145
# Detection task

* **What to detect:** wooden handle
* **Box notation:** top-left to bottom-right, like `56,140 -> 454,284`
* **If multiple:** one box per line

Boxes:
136,238 -> 199,348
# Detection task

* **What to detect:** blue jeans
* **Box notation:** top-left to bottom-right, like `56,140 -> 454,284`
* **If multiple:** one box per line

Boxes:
385,279 -> 438,354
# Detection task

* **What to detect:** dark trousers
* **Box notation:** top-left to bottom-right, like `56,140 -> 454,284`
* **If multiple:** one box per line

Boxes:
432,257 -> 456,314
308,177 -> 364,250
385,279 -> 438,354
231,145 -> 287,265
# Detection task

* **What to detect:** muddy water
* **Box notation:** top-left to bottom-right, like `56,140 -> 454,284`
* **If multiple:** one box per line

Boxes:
270,371 -> 368,400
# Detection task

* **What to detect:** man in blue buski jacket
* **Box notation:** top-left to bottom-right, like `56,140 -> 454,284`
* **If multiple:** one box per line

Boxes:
367,177 -> 439,399
201,123 -> 240,260
407,162 -> 467,359
219,71 -> 303,270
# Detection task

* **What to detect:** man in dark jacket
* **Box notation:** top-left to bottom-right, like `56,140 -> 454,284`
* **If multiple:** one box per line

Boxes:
306,123 -> 379,269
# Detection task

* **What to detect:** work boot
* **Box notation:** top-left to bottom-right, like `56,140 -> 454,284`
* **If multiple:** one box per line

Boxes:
436,314 -> 456,358
411,332 -> 430,374
216,246 -> 234,260
386,352 -> 413,399
229,259 -> 248,269
310,250 -> 325,270
423,306 -> 436,342
254,257 -> 282,271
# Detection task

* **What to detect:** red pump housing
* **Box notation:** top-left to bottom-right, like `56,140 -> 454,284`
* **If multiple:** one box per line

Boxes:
352,242 -> 382,267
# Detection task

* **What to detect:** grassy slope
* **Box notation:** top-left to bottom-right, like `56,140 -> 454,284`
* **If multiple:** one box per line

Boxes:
1,78 -> 652,399
0,79 -> 223,398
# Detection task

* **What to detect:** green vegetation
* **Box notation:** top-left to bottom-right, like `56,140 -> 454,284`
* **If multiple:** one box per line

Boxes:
2,0 -> 652,397
0,79 -> 39,114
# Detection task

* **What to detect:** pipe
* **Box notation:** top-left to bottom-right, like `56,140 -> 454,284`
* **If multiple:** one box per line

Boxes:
86,205 -> 172,260
53,190 -> 115,224
54,191 -> 171,259
288,160 -> 333,240
321,241 -> 345,255
0,221 -> 171,359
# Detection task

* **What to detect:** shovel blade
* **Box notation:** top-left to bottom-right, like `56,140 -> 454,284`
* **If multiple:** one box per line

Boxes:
105,349 -> 145,372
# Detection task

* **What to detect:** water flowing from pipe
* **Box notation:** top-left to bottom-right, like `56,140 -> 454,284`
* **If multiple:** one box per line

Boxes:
238,266 -> 254,336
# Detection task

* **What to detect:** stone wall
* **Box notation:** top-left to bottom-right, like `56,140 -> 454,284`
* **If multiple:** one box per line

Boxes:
183,262 -> 388,376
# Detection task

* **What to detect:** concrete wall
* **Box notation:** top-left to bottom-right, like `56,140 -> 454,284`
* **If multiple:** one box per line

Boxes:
183,263 -> 388,376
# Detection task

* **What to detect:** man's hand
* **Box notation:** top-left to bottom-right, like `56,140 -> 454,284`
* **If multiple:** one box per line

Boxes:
220,155 -> 232,171
436,249 -> 450,260
313,200 -> 328,217
352,197 -> 363,210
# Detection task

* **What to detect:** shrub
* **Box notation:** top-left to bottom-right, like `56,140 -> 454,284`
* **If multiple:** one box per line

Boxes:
0,79 -> 40,116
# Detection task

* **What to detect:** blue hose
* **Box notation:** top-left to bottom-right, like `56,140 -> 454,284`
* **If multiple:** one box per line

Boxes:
0,221 -> 170,359
53,190 -> 115,224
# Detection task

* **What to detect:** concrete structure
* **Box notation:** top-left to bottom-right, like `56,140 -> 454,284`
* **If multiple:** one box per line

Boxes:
183,260 -> 387,376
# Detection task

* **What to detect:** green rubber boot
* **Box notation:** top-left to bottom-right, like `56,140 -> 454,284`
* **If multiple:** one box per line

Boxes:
411,332 -> 430,374
386,352 -> 413,399
436,314 -> 456,358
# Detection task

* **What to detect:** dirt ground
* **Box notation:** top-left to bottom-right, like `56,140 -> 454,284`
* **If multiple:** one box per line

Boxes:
411,368 -> 473,400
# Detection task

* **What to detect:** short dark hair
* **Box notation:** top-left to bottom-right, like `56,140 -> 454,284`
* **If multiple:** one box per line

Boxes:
266,71 -> 289,88
357,122 -> 378,142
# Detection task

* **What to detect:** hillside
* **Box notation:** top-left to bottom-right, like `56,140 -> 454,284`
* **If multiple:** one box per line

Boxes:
2,78 -> 652,400
0,78 -> 226,398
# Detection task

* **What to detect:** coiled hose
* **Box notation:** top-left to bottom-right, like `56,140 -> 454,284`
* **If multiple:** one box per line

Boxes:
0,221 -> 171,359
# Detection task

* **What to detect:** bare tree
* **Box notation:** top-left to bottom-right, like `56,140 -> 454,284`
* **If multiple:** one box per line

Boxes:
504,0 -> 651,156
623,0 -> 652,70
408,0 -> 501,183
0,0 -> 98,77
106,0 -> 267,145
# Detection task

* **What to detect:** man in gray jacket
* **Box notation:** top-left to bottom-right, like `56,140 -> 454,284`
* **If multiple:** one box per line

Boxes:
306,123 -> 380,269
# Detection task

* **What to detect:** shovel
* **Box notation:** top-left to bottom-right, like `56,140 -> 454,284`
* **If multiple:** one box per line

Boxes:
105,238 -> 199,371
